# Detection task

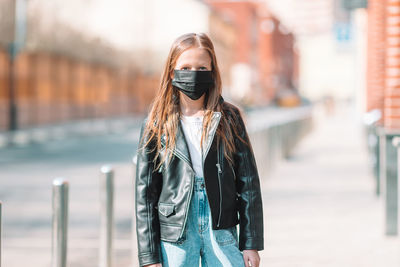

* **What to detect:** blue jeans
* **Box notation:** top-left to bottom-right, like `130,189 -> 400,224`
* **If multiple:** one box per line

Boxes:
160,176 -> 245,267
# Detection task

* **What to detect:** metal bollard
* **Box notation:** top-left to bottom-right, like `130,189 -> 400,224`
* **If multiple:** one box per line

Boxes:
392,137 -> 400,233
393,136 -> 400,151
372,128 -> 381,196
52,178 -> 69,267
364,110 -> 382,196
384,133 -> 400,235
99,165 -> 114,267
0,201 -> 2,267
131,155 -> 139,267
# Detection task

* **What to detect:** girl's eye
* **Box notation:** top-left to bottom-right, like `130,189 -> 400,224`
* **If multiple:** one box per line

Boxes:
180,66 -> 208,70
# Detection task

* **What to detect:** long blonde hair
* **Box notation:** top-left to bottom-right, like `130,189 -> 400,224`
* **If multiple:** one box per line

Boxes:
141,32 -> 247,170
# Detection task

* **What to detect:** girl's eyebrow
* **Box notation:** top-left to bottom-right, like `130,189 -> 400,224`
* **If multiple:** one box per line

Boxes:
194,62 -> 210,67
176,62 -> 210,68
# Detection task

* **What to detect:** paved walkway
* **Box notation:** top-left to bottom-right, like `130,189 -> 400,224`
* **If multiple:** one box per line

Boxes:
259,103 -> 400,267
2,103 -> 400,266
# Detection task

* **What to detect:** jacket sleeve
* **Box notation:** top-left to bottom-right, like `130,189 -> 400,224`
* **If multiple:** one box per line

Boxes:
135,119 -> 163,266
233,109 -> 264,251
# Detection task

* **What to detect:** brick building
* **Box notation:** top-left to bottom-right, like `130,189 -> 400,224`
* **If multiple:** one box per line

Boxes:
366,0 -> 400,236
206,0 -> 298,106
367,0 -> 400,129
0,0 -> 298,131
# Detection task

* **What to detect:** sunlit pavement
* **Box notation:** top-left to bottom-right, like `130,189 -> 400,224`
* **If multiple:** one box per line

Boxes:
259,102 -> 400,267
1,103 -> 400,266
0,122 -> 142,266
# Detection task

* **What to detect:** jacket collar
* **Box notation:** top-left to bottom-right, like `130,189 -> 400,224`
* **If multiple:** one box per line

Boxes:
161,111 -> 222,169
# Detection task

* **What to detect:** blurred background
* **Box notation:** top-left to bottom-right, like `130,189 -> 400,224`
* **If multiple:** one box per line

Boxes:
1,0 -> 400,266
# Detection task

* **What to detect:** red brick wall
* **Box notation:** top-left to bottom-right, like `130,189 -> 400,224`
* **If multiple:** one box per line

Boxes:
0,48 -> 9,131
367,0 -> 400,129
384,0 -> 400,129
0,49 -> 158,131
367,0 -> 386,120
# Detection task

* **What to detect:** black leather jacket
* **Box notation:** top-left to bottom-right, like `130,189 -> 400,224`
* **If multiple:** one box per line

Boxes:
135,100 -> 264,266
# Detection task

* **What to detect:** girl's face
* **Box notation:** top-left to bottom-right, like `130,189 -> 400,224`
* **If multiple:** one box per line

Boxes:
173,47 -> 212,105
174,47 -> 212,72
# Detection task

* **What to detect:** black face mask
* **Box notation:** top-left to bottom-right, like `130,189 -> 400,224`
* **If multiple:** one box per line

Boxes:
172,70 -> 214,100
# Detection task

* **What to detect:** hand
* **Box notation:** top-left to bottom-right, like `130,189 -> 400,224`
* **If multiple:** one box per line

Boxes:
243,249 -> 260,267
143,264 -> 162,267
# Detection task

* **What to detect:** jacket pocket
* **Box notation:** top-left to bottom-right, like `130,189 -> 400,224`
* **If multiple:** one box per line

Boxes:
158,202 -> 175,217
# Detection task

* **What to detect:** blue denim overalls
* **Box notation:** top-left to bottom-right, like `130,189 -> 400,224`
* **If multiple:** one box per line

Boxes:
160,175 -> 245,267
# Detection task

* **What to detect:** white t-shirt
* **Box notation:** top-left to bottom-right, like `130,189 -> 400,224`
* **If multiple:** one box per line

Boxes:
180,114 -> 204,178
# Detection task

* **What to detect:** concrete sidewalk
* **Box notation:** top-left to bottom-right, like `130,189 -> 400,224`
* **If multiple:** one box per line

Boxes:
259,103 -> 400,267
2,103 -> 399,267
0,115 -> 144,148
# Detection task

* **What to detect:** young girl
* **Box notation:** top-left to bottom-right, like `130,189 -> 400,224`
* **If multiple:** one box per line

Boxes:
135,33 -> 264,267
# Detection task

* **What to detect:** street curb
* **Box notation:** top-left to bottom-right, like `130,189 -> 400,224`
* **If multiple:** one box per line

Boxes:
0,116 -> 145,148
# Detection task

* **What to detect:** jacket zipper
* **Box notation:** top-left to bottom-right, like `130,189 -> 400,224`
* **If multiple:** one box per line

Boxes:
216,142 -> 223,228
201,112 -> 222,229
178,172 -> 195,239
230,164 -> 236,181
231,164 -> 240,208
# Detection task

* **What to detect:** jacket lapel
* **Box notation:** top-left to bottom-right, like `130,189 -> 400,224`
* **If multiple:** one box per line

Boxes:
160,111 -> 222,169
174,120 -> 192,167
202,112 -> 221,161
160,119 -> 193,168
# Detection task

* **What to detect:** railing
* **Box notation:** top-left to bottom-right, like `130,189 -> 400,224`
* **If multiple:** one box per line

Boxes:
247,105 -> 313,178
